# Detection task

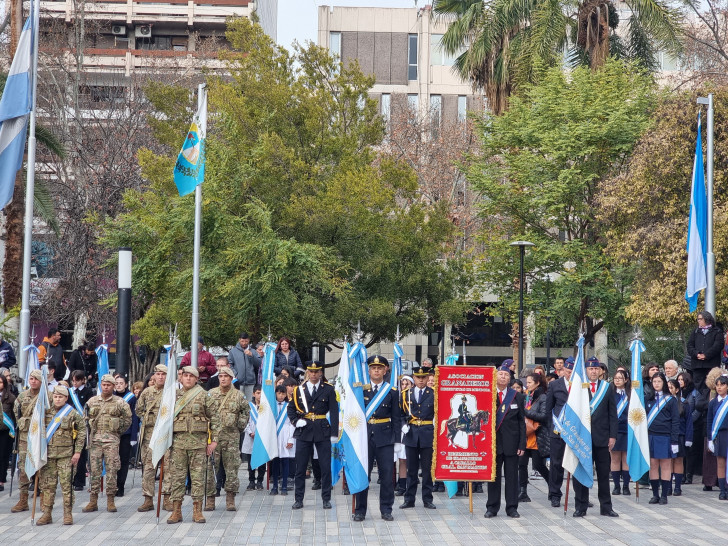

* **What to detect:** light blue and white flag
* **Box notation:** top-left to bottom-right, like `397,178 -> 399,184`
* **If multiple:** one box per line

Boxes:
445,353 -> 460,366
627,339 -> 650,481
349,342 -> 369,387
25,365 -> 49,477
392,342 -> 404,386
686,111 -> 708,312
440,350 -> 460,496
331,342 -> 369,493
23,343 -> 39,389
251,342 -> 278,468
95,343 -> 109,395
561,336 -> 593,487
173,90 -> 207,197
0,16 -> 34,210
150,343 -> 178,467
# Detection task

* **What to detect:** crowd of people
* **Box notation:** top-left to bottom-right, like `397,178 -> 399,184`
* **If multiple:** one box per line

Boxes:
1,314 -> 728,526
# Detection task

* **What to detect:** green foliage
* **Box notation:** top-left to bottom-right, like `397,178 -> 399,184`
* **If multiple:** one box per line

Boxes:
101,18 -> 469,349
466,60 -> 656,343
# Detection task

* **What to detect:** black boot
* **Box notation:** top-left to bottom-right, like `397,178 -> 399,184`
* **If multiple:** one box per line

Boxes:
621,471 -> 631,495
395,478 -> 406,496
518,486 -> 531,502
611,471 -> 621,495
684,473 -> 693,485
455,482 -> 466,497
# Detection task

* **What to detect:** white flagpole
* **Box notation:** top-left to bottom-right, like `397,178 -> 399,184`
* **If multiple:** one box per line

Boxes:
18,0 -> 41,383
190,83 -> 206,368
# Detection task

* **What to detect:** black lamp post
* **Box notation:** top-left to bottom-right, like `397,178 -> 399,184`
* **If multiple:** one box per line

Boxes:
510,241 -> 534,376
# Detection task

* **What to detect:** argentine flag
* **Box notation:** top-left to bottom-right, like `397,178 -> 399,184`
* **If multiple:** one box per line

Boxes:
349,342 -> 369,387
150,344 -> 178,467
391,342 -> 404,386
95,343 -> 110,395
25,366 -> 49,477
251,342 -> 279,468
626,339 -> 650,481
173,89 -> 207,197
23,343 -> 40,389
332,343 -> 369,494
685,111 -> 708,312
561,336 -> 594,487
0,16 -> 34,210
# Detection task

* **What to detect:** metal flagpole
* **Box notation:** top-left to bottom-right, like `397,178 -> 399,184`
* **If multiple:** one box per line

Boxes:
190,83 -> 207,369
697,94 -> 714,314
18,0 -> 41,383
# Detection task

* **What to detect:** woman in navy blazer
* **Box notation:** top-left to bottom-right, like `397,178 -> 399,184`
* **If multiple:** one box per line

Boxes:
667,379 -> 693,496
610,369 -> 631,496
706,375 -> 728,500
646,373 -> 680,505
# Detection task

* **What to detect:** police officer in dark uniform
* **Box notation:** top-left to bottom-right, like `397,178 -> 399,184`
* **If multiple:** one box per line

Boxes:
288,361 -> 339,509
353,356 -> 402,522
544,356 -> 574,507
399,367 -> 436,509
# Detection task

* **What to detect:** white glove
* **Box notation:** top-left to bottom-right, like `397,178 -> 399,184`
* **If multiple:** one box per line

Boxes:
296,419 -> 307,428
130,441 -> 138,446
685,441 -> 693,448
394,443 -> 404,452
401,425 -> 410,434
708,440 -> 715,453
671,444 -> 678,455
330,436 -> 338,443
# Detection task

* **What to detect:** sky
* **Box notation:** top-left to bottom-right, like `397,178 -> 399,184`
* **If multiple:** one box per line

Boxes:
276,0 -> 418,50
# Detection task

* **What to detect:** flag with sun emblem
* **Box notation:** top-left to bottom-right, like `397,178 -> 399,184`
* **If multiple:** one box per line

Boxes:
25,366 -> 50,477
331,342 -> 368,493
251,342 -> 279,469
627,338 -> 650,481
150,343 -> 178,467
173,90 -> 207,197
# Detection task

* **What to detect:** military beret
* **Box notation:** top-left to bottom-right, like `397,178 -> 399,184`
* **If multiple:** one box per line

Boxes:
367,355 -> 389,367
564,357 -> 575,370
218,367 -> 235,378
586,357 -> 601,368
155,364 -> 168,373
181,366 -> 199,378
101,374 -> 115,384
53,385 -> 69,397
29,369 -> 43,381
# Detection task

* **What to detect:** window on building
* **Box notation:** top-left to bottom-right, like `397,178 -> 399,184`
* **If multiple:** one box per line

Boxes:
457,95 -> 467,123
381,93 -> 391,123
408,34 -> 418,80
659,51 -> 678,71
78,85 -> 126,105
407,93 -> 419,115
330,32 -> 341,59
138,35 -> 172,51
430,34 -> 465,66
430,94 -> 441,137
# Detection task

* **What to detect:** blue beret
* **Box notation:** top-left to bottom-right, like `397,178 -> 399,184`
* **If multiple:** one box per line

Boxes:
564,357 -> 575,370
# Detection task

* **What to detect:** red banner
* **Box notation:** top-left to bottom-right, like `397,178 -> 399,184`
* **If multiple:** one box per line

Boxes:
433,366 -> 496,482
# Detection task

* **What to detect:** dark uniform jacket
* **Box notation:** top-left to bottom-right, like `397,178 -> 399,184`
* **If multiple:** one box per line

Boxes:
646,394 -> 680,443
588,380 -> 618,447
544,376 -> 570,438
401,386 -> 434,448
288,381 -> 339,442
495,387 -> 526,456
362,383 -> 400,447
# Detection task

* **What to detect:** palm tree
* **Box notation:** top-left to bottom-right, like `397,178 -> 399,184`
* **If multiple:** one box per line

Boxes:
433,0 -> 682,114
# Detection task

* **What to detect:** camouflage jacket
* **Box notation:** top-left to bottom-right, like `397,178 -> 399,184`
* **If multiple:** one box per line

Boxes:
86,394 -> 132,443
208,386 -> 249,439
13,389 -> 40,440
45,405 -> 86,458
136,385 -> 164,437
172,385 -> 220,450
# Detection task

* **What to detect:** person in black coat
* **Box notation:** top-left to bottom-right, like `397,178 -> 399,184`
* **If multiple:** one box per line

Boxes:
646,372 -> 680,504
679,371 -> 706,483
610,369 -> 632,496
706,375 -> 728,500
287,361 -> 339,510
113,374 -> 139,497
399,367 -> 435,510
686,310 -> 724,394
544,357 -> 574,507
519,374 -> 550,502
70,370 -> 95,490
572,357 -> 619,518
68,342 -> 98,388
484,364 -> 526,519
353,356 -> 402,522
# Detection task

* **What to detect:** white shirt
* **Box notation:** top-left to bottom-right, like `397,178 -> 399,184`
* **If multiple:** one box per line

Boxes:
306,380 -> 321,397
371,380 -> 384,392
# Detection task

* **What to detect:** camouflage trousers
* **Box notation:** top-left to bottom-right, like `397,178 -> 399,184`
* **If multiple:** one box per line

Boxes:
16,441 -> 30,492
89,440 -> 120,495
205,438 -> 241,494
171,447 -> 206,502
39,456 -> 74,509
140,440 -> 171,498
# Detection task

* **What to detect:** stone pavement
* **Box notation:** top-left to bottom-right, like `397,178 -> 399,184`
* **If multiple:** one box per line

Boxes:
0,468 -> 725,545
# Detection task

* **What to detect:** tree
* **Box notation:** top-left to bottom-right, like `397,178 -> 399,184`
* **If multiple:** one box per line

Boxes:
678,0 -> 728,87
101,18 -> 469,358
598,88 -> 728,329
465,60 -> 655,346
432,0 -> 681,114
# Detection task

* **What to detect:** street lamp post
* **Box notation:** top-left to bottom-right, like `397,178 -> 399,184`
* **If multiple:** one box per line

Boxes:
510,241 -> 535,376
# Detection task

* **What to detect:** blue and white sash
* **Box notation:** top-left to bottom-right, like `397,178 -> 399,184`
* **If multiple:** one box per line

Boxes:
69,388 -> 84,415
496,389 -> 517,431
123,392 -> 135,404
553,410 -> 565,435
2,411 -> 15,438
276,402 -> 289,435
616,392 -> 628,418
647,395 -> 672,427
589,381 -> 609,414
46,404 -> 73,443
711,397 -> 728,441
365,382 -> 391,420
249,401 -> 258,426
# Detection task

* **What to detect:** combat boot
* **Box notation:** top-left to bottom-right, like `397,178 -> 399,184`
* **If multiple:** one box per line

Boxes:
204,496 -> 215,511
82,493 -> 98,512
163,494 -> 173,511
63,501 -> 73,525
11,490 -> 29,512
226,492 -> 236,511
137,496 -> 154,512
167,500 -> 183,524
192,500 -> 206,523
36,508 -> 53,526
107,494 -> 117,512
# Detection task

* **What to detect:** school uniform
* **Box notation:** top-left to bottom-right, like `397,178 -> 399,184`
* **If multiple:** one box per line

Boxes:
271,399 -> 295,494
241,402 -> 265,487
707,395 -> 728,459
646,393 -> 680,459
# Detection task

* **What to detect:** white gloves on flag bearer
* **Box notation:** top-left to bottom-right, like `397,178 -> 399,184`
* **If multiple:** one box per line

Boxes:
296,419 -> 307,428
708,440 -> 715,453
401,425 -> 410,434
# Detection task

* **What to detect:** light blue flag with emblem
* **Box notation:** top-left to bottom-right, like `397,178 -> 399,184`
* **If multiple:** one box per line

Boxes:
392,343 -> 404,386
25,366 -> 49,477
349,342 -> 369,387
686,111 -> 708,312
150,344 -> 178,467
95,344 -> 109,395
331,343 -> 369,493
627,339 -> 650,481
445,353 -> 460,366
23,343 -> 40,389
0,16 -> 34,210
173,91 -> 207,197
251,342 -> 279,469
561,336 -> 594,487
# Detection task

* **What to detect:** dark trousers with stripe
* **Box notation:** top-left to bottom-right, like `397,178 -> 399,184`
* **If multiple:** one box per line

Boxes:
404,444 -> 433,504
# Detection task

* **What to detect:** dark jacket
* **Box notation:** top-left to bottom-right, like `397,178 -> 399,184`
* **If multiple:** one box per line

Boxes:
0,388 -> 16,432
362,383 -> 401,447
40,338 -> 67,382
524,391 -> 550,457
401,386 -> 433,448
114,389 -> 140,439
687,325 -> 724,371
646,394 -> 680,443
612,386 -> 629,442
495,388 -> 526,456
68,349 -> 98,383
287,381 -> 339,442
707,396 -> 728,439
544,376 -> 570,438
589,379 -> 618,447
274,350 -> 303,376
0,340 -> 17,368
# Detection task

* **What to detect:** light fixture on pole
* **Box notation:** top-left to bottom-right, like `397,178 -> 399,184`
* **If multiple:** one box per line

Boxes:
510,241 -> 535,376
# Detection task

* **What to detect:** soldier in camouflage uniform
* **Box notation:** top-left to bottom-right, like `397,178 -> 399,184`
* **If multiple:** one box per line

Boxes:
83,374 -> 132,513
204,366 -> 249,512
10,369 -> 43,513
37,385 -> 86,525
167,366 -> 220,524
135,363 -> 171,512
